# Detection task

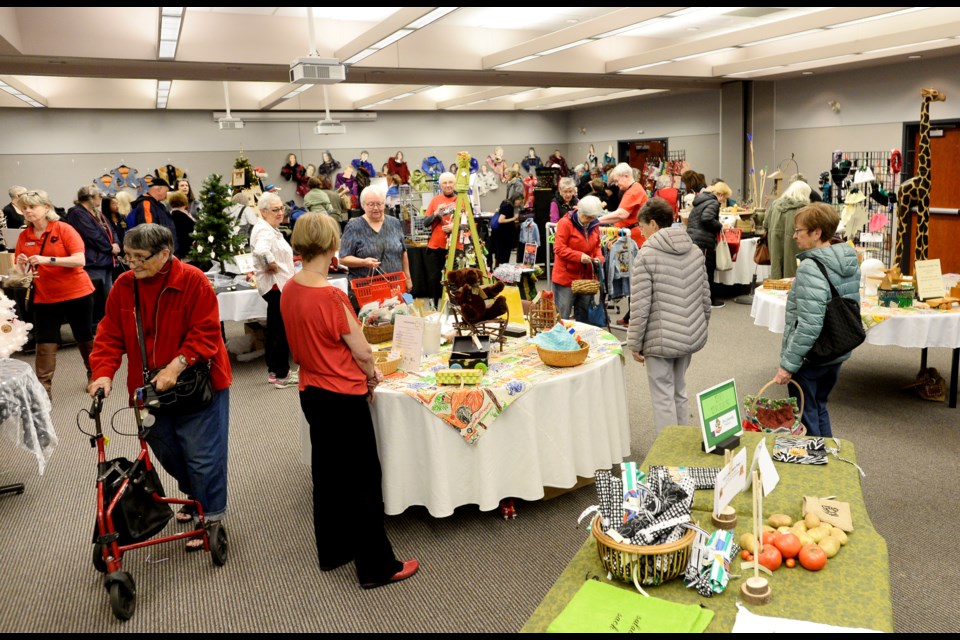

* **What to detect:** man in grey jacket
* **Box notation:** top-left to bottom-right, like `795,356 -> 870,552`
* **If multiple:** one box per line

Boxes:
628,198 -> 711,434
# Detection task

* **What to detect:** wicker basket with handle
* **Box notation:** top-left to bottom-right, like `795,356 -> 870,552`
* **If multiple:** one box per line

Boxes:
536,342 -> 589,367
590,515 -> 696,586
373,350 -> 400,375
362,322 -> 394,345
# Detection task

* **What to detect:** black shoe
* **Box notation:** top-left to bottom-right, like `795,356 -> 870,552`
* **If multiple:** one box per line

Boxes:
710,301 -> 726,309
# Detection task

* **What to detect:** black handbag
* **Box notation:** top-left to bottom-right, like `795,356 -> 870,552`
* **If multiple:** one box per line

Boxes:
134,279 -> 214,416
803,257 -> 866,365
93,456 -> 173,545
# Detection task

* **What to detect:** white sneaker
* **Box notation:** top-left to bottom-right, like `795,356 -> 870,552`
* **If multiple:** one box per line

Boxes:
274,369 -> 299,388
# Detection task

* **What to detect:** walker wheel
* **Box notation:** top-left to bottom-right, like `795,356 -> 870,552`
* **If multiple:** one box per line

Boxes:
108,572 -> 137,621
92,543 -> 107,574
208,522 -> 228,567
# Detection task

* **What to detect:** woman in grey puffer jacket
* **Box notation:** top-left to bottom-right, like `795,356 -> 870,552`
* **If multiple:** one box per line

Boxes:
774,203 -> 860,437
628,198 -> 711,434
686,187 -> 724,307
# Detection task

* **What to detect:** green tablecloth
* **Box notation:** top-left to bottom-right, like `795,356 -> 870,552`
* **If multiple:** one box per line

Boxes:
521,426 -> 894,633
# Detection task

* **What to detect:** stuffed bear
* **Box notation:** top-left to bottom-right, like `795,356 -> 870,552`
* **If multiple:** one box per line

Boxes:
446,267 -> 508,324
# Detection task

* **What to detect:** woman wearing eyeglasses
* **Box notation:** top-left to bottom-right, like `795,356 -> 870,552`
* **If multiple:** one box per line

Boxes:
88,223 -> 232,546
14,189 -> 96,397
251,193 -> 297,388
774,202 -> 860,437
339,186 -> 412,310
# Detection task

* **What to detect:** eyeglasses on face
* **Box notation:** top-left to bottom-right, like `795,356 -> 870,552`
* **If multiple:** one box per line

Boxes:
793,228 -> 809,236
118,250 -> 161,266
267,207 -> 285,213
365,202 -> 385,209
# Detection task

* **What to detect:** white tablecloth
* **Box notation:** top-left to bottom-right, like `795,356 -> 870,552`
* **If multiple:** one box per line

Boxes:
299,352 -> 631,517
715,236 -> 770,286
750,287 -> 960,348
217,276 -> 348,322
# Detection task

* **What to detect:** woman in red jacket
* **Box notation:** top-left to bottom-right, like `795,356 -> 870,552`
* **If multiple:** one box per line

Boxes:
551,195 -> 604,321
88,223 -> 232,547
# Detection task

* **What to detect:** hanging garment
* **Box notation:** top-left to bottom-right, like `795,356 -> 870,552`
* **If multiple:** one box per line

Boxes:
606,233 -> 639,300
519,218 -> 540,247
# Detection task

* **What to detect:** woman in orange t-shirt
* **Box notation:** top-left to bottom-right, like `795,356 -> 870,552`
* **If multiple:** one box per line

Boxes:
598,163 -> 649,327
281,212 -> 419,591
14,189 -> 96,397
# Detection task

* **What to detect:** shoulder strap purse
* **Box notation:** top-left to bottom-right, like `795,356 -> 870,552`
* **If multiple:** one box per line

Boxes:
134,278 -> 214,415
22,231 -> 51,315
803,257 -> 866,365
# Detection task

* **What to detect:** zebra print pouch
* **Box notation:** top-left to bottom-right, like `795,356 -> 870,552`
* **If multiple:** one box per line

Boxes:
772,436 -> 828,465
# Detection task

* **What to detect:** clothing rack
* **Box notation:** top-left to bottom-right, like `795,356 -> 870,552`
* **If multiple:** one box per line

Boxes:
825,150 -> 897,267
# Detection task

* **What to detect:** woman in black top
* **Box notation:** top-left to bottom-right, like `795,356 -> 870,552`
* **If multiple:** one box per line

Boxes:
168,190 -> 196,260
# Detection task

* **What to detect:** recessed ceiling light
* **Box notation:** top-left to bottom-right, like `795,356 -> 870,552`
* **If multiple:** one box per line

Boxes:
909,55 -> 923,59
687,27 -> 699,32
566,19 -> 578,24
802,71 -> 814,75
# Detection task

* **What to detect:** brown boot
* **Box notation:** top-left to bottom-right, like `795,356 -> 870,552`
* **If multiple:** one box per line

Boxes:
35,343 -> 58,399
77,340 -> 95,384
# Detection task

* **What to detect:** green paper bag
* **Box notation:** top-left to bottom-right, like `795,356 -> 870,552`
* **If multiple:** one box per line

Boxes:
547,579 -> 714,633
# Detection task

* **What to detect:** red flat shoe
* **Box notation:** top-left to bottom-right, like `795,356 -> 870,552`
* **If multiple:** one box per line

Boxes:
361,559 -> 419,590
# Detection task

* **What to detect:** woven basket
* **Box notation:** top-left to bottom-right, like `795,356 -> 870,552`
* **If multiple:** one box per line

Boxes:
590,515 -> 695,586
363,322 -> 394,345
743,379 -> 807,436
528,300 -> 560,337
571,279 -> 600,295
373,350 -> 400,375
537,342 -> 589,367
762,278 -> 793,291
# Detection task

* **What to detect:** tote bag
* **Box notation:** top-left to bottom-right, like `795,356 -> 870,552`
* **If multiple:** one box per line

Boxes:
803,258 -> 866,364
715,234 -> 734,271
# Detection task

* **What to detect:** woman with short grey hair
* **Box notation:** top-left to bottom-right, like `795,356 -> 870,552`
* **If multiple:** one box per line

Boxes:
89,223 -> 233,542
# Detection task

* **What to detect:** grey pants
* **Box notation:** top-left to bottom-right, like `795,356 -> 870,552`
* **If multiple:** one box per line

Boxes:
644,354 -> 693,434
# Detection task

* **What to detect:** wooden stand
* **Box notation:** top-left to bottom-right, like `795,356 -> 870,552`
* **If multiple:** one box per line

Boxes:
740,469 -> 771,605
712,505 -> 738,530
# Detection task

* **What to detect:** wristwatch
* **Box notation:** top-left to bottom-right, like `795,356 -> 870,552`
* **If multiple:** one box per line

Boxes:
177,354 -> 189,367
49,257 -> 56,264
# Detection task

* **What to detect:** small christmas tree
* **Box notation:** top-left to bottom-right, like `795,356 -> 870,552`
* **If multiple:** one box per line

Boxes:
233,153 -> 256,193
188,174 -> 243,269
0,290 -> 32,358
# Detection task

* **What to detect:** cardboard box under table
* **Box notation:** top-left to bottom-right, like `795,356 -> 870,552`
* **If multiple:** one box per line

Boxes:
521,426 -> 893,633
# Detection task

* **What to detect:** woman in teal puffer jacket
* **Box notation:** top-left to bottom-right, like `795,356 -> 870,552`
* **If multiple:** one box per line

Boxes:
774,202 -> 861,437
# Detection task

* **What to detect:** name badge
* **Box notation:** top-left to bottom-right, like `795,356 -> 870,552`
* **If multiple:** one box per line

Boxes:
25,241 -> 36,246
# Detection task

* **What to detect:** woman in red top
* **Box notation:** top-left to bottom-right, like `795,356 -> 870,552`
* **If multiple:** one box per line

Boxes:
88,223 -> 232,542
282,212 -> 418,590
551,195 -> 604,321
421,171 -> 458,306
598,162 -> 648,249
14,189 -> 96,397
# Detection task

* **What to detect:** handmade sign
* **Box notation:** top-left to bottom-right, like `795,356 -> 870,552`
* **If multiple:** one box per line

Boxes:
713,446 -> 747,517
914,258 -> 945,301
697,378 -> 742,453
392,314 -> 424,372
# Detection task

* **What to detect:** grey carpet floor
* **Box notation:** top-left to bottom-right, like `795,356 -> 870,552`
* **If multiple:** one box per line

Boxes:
0,286 -> 957,632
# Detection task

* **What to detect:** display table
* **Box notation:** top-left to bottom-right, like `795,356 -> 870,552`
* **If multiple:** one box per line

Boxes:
216,276 -> 348,322
0,358 -> 58,481
299,326 -> 631,517
751,285 -> 960,407
715,236 -> 770,286
522,426 -> 893,633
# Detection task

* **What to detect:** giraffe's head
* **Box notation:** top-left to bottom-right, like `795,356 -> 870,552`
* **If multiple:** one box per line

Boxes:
921,88 -> 946,103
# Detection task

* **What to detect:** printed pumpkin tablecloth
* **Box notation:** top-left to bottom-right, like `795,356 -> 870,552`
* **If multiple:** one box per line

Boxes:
378,326 -> 623,444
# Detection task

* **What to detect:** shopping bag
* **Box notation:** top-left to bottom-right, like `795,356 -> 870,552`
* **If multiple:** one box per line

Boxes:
585,294 -> 608,328
753,234 -> 771,265
715,235 -> 733,271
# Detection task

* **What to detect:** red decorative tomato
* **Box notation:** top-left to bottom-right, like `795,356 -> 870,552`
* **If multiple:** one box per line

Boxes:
772,532 -> 802,559
757,545 -> 782,572
761,531 -> 777,546
798,544 -> 828,571
785,558 -> 797,568
741,549 -> 753,561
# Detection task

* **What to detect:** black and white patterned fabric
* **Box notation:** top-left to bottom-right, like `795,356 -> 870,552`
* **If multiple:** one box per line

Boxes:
593,470 -> 623,528
773,436 -> 828,465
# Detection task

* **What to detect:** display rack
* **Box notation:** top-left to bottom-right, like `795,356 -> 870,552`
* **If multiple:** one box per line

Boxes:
825,150 -> 898,267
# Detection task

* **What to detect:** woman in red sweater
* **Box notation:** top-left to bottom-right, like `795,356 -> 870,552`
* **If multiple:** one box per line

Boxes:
88,223 -> 232,545
282,212 -> 418,590
551,195 -> 604,321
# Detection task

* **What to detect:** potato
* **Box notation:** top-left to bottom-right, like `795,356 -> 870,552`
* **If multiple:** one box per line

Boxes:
819,536 -> 841,558
829,529 -> 849,546
804,512 -> 821,529
762,524 -> 776,533
797,532 -> 814,547
807,527 -> 826,543
740,533 -> 758,553
818,521 -> 833,531
767,513 -> 793,528
777,526 -> 793,534
792,521 -> 807,533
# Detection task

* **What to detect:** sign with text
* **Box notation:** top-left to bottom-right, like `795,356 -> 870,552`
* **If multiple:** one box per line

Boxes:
914,258 -> 945,301
713,446 -> 747,516
745,437 -> 780,496
697,379 -> 742,453
391,315 -> 424,372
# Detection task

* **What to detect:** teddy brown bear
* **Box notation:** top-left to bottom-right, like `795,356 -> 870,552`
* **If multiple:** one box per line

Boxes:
446,267 -> 508,324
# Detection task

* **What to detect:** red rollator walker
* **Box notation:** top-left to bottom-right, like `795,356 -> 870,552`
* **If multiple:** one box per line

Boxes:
81,387 -> 228,621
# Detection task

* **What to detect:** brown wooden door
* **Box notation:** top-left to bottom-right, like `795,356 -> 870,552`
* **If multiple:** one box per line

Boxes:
906,126 -> 960,274
624,139 -> 666,192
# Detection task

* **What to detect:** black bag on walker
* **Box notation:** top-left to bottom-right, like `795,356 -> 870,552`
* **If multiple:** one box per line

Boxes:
93,457 -> 173,545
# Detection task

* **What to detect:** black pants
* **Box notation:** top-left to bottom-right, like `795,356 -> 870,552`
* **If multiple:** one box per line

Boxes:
32,294 -> 94,343
262,288 -> 290,378
425,247 -> 448,307
702,247 -> 721,305
299,386 -> 401,584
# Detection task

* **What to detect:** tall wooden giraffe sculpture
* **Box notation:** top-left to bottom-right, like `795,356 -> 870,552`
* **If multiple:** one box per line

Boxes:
895,87 -> 946,271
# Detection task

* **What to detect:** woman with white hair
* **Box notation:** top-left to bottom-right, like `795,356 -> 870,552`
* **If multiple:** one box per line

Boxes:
251,192 -> 297,387
549,177 -> 579,223
551,194 -> 604,321
598,162 -> 648,249
764,180 -> 812,279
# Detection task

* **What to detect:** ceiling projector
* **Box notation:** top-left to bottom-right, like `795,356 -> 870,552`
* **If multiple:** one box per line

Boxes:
314,118 -> 346,135
218,117 -> 244,130
290,57 -> 347,85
